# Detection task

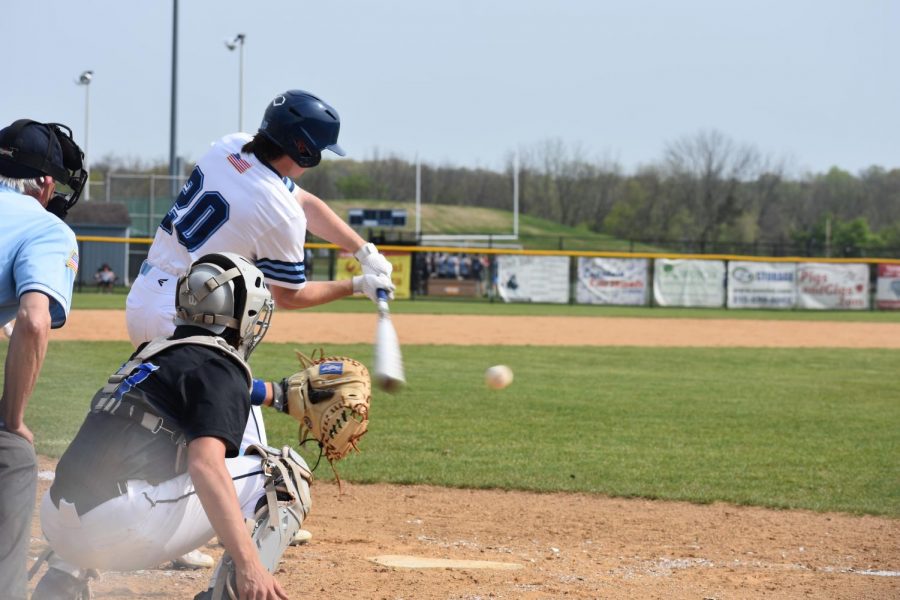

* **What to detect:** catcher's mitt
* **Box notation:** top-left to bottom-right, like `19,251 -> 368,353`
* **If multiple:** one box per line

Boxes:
283,351 -> 371,462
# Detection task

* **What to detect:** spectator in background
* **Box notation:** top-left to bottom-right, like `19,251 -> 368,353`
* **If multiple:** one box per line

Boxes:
470,255 -> 484,282
304,248 -> 314,281
459,254 -> 471,279
413,253 -> 429,296
94,263 -> 116,293
438,253 -> 458,279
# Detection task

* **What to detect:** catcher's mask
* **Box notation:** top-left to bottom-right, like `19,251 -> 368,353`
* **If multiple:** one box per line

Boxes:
0,119 -> 87,220
175,252 -> 274,359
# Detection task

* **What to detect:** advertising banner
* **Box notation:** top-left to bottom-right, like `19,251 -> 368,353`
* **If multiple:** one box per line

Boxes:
726,261 -> 797,309
875,263 -> 900,310
796,263 -> 869,310
576,257 -> 648,305
653,259 -> 725,307
496,255 -> 570,303
336,251 -> 412,300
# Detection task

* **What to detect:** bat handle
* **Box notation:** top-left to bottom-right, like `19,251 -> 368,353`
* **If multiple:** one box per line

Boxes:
376,288 -> 391,314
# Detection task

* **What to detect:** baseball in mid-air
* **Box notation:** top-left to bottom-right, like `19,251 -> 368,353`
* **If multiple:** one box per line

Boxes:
485,365 -> 513,390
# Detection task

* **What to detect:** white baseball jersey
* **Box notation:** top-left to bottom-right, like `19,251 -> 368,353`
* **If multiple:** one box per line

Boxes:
126,133 -> 306,448
147,133 -> 308,288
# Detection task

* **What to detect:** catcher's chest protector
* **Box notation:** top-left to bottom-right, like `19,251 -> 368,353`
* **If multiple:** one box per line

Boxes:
91,335 -> 254,473
134,336 -> 253,384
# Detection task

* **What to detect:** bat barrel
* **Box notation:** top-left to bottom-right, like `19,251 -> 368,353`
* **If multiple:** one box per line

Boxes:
373,290 -> 405,392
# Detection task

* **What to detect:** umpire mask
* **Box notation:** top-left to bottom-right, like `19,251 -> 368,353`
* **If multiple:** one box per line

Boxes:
0,120 -> 87,220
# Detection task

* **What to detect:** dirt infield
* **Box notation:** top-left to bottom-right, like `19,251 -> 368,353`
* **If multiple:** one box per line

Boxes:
49,309 -> 900,348
30,311 -> 900,599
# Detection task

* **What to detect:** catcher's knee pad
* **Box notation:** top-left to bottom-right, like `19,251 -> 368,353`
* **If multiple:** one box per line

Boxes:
247,443 -> 312,519
206,445 -> 311,599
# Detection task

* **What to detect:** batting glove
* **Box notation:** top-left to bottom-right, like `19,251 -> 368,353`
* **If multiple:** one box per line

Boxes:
354,243 -> 393,278
353,273 -> 395,302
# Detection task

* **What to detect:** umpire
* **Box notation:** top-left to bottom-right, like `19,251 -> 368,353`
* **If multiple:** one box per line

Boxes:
0,119 -> 86,598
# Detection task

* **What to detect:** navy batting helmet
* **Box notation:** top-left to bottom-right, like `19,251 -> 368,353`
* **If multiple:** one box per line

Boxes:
258,90 -> 345,168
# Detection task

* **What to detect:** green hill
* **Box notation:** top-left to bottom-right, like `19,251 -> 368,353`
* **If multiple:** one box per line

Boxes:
321,199 -> 659,252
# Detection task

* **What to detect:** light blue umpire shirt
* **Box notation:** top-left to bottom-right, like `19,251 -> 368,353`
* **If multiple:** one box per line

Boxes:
0,182 -> 78,329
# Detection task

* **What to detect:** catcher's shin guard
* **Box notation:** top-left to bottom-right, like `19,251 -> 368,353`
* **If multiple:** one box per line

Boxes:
206,445 -> 312,599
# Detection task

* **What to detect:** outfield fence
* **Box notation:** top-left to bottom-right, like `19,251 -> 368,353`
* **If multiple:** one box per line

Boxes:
73,233 -> 900,311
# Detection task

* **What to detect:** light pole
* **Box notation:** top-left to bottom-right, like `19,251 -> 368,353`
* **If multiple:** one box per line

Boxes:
76,70 -> 93,200
225,33 -> 246,131
169,0 -> 179,197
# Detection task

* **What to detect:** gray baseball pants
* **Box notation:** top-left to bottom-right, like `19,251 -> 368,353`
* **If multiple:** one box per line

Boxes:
0,430 -> 37,600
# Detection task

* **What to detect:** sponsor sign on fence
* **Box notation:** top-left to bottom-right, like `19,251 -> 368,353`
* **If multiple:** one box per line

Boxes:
576,257 -> 648,305
496,255 -> 570,303
875,264 -> 900,310
653,259 -> 725,307
726,261 -> 797,309
337,252 -> 412,300
796,263 -> 869,310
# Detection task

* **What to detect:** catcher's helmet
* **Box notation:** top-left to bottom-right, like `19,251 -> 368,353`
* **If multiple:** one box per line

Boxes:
258,90 -> 345,168
175,252 -> 274,359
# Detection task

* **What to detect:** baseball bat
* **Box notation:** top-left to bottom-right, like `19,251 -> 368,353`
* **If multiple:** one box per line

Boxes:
374,288 -> 405,392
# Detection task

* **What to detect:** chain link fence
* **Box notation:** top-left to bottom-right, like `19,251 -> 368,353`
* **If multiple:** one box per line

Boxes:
99,174 -> 185,278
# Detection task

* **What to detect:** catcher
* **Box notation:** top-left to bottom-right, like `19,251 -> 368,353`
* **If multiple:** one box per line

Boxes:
32,252 -> 371,600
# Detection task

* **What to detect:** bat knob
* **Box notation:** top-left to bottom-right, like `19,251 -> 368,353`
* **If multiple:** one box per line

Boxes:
377,376 -> 404,393
376,288 -> 390,301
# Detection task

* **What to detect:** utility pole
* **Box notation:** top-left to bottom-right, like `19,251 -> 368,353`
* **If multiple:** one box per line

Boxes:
169,0 -> 179,197
225,34 -> 246,131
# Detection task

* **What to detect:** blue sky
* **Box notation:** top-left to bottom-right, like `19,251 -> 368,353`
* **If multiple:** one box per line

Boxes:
3,0 -> 897,175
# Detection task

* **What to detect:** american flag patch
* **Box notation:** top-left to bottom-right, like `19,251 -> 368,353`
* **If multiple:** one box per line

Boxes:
66,249 -> 79,273
227,152 -> 252,173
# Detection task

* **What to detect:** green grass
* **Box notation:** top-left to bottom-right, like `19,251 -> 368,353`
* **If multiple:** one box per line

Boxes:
9,340 -> 899,517
70,291 -> 900,322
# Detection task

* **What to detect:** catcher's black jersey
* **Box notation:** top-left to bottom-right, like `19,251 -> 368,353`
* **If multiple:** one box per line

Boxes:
50,328 -> 251,515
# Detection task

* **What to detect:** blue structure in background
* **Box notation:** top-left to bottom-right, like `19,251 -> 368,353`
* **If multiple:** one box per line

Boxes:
67,202 -> 132,290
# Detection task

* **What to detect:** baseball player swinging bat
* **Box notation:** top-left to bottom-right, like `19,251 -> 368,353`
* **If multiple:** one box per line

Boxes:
374,288 -> 405,392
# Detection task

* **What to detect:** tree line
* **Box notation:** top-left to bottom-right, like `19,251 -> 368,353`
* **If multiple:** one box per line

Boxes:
93,130 -> 900,257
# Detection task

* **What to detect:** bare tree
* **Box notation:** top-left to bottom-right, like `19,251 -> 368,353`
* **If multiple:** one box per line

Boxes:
519,138 -> 601,226
663,130 -> 764,244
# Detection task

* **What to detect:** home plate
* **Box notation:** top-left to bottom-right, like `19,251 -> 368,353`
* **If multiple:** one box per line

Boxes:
369,555 -> 523,570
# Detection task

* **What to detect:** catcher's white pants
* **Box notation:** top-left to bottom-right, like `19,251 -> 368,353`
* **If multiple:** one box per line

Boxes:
126,261 -> 267,450
40,455 -> 266,572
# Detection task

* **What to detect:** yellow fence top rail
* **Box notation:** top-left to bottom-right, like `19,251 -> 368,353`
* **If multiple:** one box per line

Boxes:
75,236 -> 900,265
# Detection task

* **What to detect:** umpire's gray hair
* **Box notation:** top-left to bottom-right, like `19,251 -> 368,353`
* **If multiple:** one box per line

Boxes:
0,174 -> 43,195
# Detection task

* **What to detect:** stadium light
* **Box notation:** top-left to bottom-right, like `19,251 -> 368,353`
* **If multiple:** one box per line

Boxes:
225,33 -> 246,131
169,0 -> 179,196
76,70 -> 93,200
